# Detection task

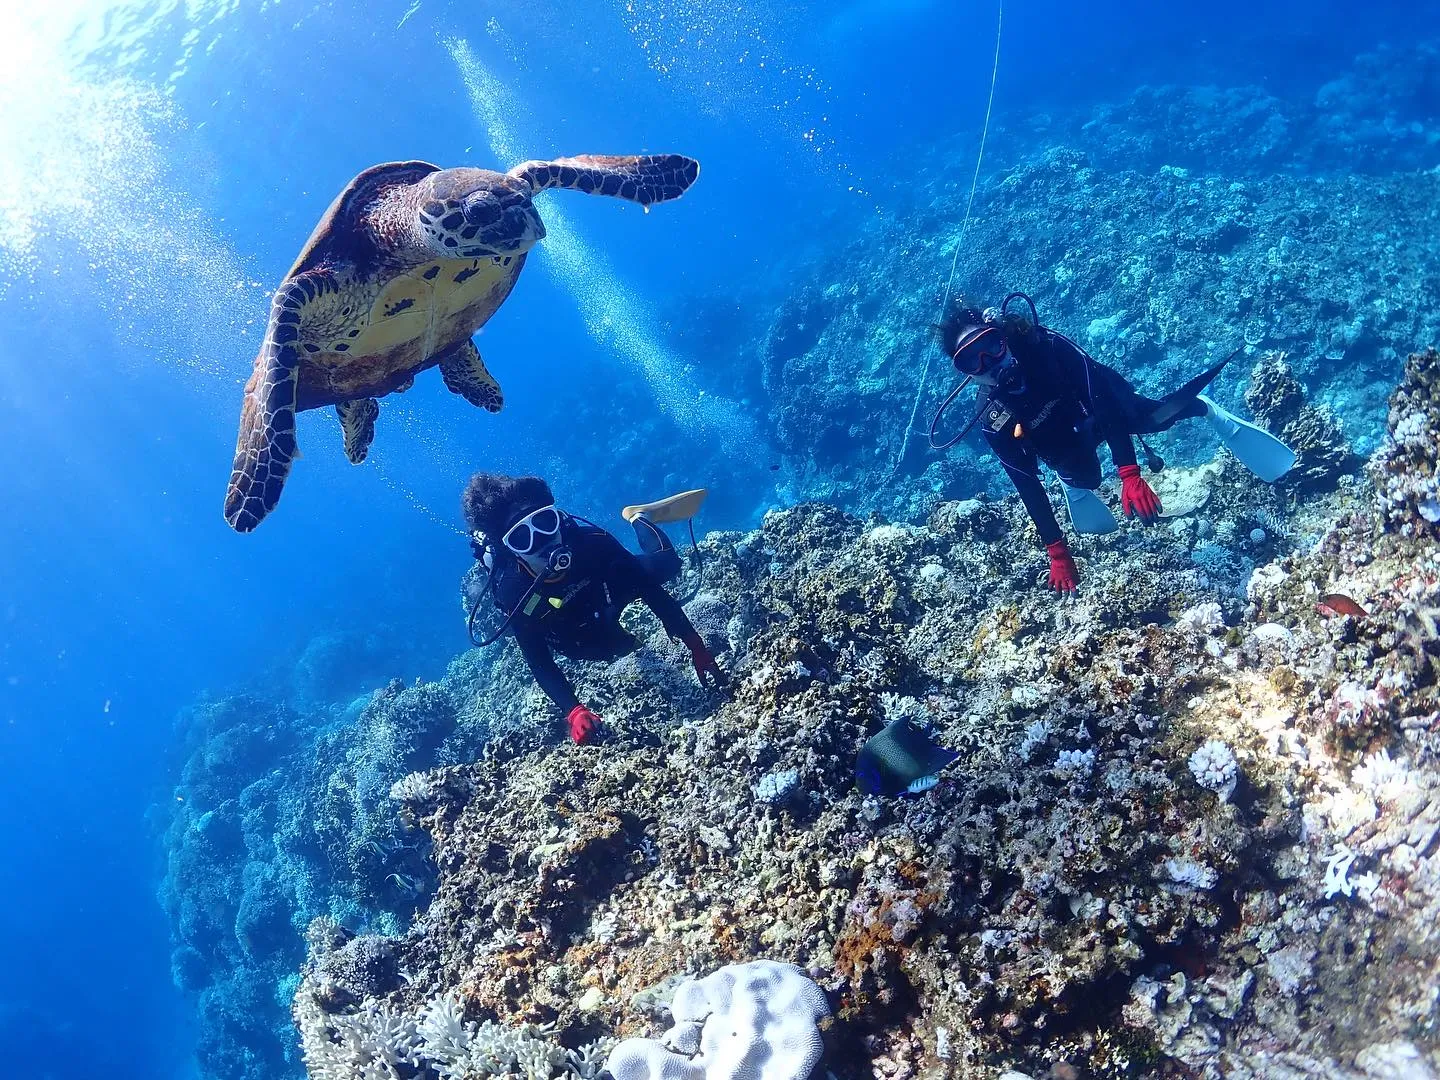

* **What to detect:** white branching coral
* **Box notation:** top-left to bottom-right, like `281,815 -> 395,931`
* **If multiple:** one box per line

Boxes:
1188,739 -> 1239,801
1322,843 -> 1358,899
1351,748 -> 1409,803
297,986 -> 590,1080
389,771 -> 434,803
879,693 -> 926,724
296,993 -> 420,1080
1016,718 -> 1050,762
416,993 -> 474,1070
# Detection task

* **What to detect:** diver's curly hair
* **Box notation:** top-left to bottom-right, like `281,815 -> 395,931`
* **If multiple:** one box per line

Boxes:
461,472 -> 555,537
934,292 -> 1039,358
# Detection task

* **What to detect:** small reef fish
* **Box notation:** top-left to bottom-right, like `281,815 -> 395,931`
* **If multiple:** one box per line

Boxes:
1318,593 -> 1368,618
856,717 -> 959,797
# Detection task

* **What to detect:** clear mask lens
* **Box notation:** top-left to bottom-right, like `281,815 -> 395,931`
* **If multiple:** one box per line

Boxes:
502,505 -> 562,555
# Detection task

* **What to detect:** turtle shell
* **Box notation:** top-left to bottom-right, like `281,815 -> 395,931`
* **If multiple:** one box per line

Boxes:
280,161 -> 527,411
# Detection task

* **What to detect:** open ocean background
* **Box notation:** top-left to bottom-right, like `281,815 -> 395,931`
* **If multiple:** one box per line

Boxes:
0,1 -> 1429,1076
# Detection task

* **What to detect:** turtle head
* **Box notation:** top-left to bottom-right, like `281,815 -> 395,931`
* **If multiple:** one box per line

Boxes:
416,168 -> 545,259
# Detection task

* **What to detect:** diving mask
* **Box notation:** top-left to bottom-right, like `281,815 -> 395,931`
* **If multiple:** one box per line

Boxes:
502,504 -> 572,576
951,325 -> 1024,392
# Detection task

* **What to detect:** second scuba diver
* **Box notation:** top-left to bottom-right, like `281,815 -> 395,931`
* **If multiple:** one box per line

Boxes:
461,473 -> 724,743
932,293 -> 1296,593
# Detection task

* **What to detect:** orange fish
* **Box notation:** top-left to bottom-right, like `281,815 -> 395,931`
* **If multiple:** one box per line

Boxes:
1318,593 -> 1368,618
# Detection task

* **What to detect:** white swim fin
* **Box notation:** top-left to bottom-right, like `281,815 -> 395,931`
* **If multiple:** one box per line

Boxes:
1199,395 -> 1297,483
1063,485 -> 1119,535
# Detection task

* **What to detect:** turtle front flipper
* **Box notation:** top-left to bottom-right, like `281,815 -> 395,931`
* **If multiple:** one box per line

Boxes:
336,398 -> 380,464
438,340 -> 503,413
507,154 -> 700,207
223,275 -> 321,532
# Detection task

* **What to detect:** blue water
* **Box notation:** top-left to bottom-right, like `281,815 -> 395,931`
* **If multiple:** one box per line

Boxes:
0,1 -> 1426,1075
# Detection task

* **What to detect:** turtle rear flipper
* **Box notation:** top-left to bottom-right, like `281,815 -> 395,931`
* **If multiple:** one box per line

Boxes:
439,339 -> 503,413
507,154 -> 700,207
224,276 -> 320,531
337,398 -> 380,464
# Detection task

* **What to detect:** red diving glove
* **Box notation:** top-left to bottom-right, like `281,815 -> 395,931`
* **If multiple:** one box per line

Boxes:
683,633 -> 727,693
1047,539 -> 1080,594
566,704 -> 600,744
1118,464 -> 1162,523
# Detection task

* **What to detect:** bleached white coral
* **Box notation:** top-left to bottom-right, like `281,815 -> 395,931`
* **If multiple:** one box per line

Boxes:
294,988 -> 579,1080
1053,748 -> 1095,778
1245,562 -> 1288,602
879,693 -> 926,723
1322,843 -> 1357,899
863,522 -> 914,546
606,960 -> 828,1080
934,1026 -> 952,1060
1188,739 -> 1239,801
1351,748 -> 1409,803
1162,857 -> 1219,891
1353,871 -> 1382,903
389,771 -> 434,803
296,993 -> 420,1080
416,993 -> 474,1069
1016,718 -> 1050,762
1177,601 -> 1225,633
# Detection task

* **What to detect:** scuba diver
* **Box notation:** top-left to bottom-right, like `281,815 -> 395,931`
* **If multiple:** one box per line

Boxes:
931,292 -> 1296,594
461,473 -> 724,743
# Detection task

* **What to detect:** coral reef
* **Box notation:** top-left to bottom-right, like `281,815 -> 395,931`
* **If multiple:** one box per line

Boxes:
262,350 -> 1439,1079
739,41 -> 1440,523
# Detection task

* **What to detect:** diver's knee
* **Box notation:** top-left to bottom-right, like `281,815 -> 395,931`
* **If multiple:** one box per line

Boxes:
648,550 -> 682,584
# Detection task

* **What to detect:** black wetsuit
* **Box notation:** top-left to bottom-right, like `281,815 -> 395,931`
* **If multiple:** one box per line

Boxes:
490,519 -> 695,713
976,328 -> 1202,545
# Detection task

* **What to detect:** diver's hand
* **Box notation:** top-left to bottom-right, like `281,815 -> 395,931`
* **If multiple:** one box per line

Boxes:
1046,539 -> 1080,594
684,634 -> 728,694
1118,464 -> 1162,523
566,704 -> 601,744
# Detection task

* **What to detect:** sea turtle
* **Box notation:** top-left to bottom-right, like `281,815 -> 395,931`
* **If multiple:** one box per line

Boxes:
223,153 -> 701,532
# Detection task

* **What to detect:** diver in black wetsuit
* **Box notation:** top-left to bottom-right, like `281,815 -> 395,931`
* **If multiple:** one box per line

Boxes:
932,293 -> 1296,593
461,473 -> 724,743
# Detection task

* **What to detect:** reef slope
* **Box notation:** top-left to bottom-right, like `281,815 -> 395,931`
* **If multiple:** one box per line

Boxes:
286,352 -> 1440,1078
